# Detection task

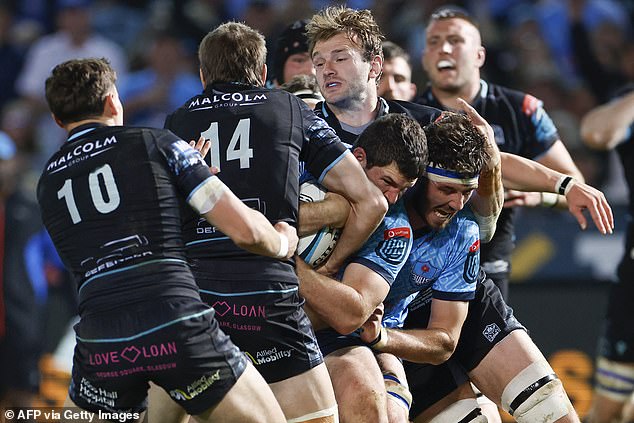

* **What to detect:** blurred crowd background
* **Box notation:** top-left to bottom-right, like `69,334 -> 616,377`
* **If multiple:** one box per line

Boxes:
0,0 -> 632,417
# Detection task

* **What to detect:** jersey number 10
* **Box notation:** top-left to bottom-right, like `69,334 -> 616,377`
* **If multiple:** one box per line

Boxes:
57,164 -> 121,224
200,118 -> 253,172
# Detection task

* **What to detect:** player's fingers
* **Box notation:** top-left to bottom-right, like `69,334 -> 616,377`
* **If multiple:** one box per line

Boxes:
601,196 -> 615,232
198,138 -> 211,159
503,198 -> 524,208
570,207 -> 589,232
586,191 -> 613,234
598,196 -> 614,234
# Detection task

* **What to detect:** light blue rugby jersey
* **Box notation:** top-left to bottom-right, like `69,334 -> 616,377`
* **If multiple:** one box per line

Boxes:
345,199 -> 413,286
382,209 -> 481,328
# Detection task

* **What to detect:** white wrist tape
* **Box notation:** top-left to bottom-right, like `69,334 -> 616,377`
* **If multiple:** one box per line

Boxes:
555,176 -> 575,196
276,233 -> 289,259
473,211 -> 498,243
368,327 -> 388,350
540,192 -> 559,208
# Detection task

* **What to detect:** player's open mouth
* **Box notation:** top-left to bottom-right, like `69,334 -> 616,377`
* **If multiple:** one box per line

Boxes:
434,209 -> 453,219
437,60 -> 455,71
325,81 -> 340,88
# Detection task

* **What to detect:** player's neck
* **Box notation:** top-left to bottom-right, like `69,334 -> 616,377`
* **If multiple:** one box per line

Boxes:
65,117 -> 118,133
328,95 -> 379,128
431,80 -> 480,111
405,197 -> 429,232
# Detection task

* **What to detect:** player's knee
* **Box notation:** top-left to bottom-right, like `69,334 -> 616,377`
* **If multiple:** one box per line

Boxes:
501,360 -> 574,423
286,405 -> 339,423
593,356 -> 634,401
428,399 -> 488,423
383,372 -> 412,413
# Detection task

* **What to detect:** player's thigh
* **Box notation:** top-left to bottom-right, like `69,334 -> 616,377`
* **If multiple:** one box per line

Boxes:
269,363 -> 336,420
193,361 -> 285,423
467,329 -> 545,403
146,382 -> 188,423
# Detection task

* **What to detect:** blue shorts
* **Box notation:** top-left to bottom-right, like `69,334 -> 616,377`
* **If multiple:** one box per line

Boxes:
69,297 -> 247,416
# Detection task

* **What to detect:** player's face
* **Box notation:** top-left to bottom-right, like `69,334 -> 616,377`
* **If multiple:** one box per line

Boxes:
283,52 -> 315,83
312,33 -> 378,108
422,17 -> 484,93
422,179 -> 475,230
365,162 -> 416,205
377,57 -> 416,101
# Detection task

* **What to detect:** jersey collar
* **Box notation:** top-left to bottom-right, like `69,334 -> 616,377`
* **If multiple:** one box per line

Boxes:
67,122 -> 106,143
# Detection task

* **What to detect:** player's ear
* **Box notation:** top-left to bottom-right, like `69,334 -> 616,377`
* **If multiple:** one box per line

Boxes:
199,68 -> 206,89
104,93 -> 118,118
261,64 -> 267,85
369,55 -> 383,81
52,114 -> 64,129
352,147 -> 367,167
476,46 -> 485,68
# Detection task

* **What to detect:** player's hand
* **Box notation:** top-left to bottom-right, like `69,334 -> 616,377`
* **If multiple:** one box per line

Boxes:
359,303 -> 385,344
190,137 -> 219,174
455,98 -> 500,171
274,221 -> 299,259
503,190 -> 541,208
565,181 -> 614,234
323,191 -> 351,229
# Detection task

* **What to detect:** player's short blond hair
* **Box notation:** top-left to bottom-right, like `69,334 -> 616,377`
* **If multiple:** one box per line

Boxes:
306,6 -> 384,63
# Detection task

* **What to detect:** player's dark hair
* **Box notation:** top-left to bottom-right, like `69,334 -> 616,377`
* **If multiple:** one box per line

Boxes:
354,114 -> 427,181
45,58 -> 116,125
199,22 -> 266,87
306,6 -> 384,63
280,74 -> 323,100
382,41 -> 410,65
425,112 -> 488,176
427,5 -> 479,29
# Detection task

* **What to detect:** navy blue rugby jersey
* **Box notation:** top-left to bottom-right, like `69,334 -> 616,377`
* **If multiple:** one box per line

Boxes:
37,123 -> 214,313
164,82 -> 348,262
314,97 -> 441,147
416,80 -> 559,269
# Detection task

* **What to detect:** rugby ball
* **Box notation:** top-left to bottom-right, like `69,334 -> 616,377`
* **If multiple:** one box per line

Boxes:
298,181 -> 341,268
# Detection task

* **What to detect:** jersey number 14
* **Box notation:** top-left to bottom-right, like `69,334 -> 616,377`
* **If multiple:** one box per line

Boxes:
200,118 -> 253,172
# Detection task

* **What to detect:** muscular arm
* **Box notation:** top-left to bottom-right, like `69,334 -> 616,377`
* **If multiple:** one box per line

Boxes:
298,191 -> 351,236
365,299 -> 468,365
581,91 -> 634,151
318,153 -> 388,273
297,258 -> 390,334
455,98 -> 504,243
500,152 -> 613,234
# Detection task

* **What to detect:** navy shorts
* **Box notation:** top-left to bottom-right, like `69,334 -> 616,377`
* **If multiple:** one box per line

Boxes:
69,297 -> 247,416
193,260 -> 323,383
404,277 -> 525,417
598,227 -> 634,362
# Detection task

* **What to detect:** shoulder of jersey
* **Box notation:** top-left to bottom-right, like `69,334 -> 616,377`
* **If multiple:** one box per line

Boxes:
388,100 -> 442,122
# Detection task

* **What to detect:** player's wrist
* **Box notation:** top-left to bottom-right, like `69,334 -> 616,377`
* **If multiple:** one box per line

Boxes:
367,327 -> 389,351
540,192 -> 559,208
555,176 -> 576,196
